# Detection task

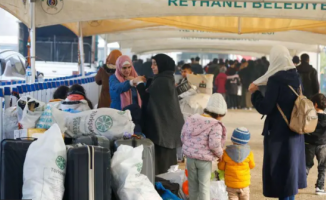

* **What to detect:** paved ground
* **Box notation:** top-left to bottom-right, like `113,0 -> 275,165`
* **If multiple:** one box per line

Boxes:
220,110 -> 324,200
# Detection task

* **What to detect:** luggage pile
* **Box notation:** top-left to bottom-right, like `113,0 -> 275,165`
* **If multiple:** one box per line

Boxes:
0,94 -> 227,200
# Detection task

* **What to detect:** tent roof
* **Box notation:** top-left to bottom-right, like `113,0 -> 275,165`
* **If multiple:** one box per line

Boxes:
102,27 -> 326,46
3,0 -> 326,36
121,37 -> 319,55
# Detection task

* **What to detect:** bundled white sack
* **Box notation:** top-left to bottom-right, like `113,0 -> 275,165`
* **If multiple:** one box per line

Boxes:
187,74 -> 214,95
111,145 -> 161,200
19,96 -> 45,129
22,124 -> 66,200
179,93 -> 211,120
65,108 -> 135,139
4,107 -> 18,139
36,104 -> 66,131
210,181 -> 228,200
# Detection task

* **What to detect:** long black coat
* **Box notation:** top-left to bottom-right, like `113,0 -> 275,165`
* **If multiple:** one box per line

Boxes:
136,71 -> 184,149
251,69 -> 307,198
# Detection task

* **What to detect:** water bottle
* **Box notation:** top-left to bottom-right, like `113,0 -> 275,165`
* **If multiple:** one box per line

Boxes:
26,66 -> 32,84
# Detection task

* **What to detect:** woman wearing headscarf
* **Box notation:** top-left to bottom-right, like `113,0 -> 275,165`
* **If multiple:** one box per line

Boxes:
134,54 -> 184,175
95,49 -> 122,108
109,55 -> 142,110
249,45 -> 306,200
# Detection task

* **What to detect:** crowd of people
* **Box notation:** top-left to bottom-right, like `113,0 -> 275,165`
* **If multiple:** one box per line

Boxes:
90,46 -> 325,200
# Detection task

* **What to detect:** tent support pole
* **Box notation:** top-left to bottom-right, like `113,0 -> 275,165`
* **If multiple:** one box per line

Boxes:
104,35 -> 108,59
238,17 -> 242,35
30,0 -> 36,83
317,45 -> 321,83
78,22 -> 85,77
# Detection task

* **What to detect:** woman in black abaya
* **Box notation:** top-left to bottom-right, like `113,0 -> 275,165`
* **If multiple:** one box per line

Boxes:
135,54 -> 184,175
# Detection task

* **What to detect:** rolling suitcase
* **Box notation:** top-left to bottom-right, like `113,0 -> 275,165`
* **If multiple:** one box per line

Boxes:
64,145 -> 111,200
74,135 -> 111,149
74,135 -> 114,156
114,136 -> 155,184
0,138 -> 36,199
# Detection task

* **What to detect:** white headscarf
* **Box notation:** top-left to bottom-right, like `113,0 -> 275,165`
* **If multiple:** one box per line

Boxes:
253,45 -> 296,86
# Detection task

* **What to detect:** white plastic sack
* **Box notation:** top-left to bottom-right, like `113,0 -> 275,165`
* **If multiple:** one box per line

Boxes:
210,181 -> 228,200
179,93 -> 211,120
19,97 -> 45,129
179,85 -> 197,99
22,124 -> 66,200
119,174 -> 162,200
187,74 -> 214,95
4,107 -> 18,139
111,145 -> 161,200
65,108 -> 135,139
36,104 -> 66,132
17,96 -> 30,122
111,145 -> 144,185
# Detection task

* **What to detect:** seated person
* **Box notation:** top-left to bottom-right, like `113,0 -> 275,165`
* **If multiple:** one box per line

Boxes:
61,84 -> 93,113
51,86 -> 69,102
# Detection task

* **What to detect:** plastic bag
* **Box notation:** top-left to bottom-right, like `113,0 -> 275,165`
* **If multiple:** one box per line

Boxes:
111,145 -> 161,200
155,182 -> 182,200
3,107 -> 18,139
157,170 -> 187,199
19,97 -> 45,129
22,124 -> 66,200
36,104 -> 66,131
64,108 -> 135,139
187,74 -> 214,95
179,93 -> 211,120
210,181 -> 228,200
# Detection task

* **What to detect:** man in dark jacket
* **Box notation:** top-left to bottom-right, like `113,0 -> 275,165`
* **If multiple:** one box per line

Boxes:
296,54 -> 319,99
191,56 -> 204,74
305,93 -> 326,195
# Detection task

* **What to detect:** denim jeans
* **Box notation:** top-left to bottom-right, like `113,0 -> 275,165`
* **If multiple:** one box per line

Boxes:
186,157 -> 212,200
279,196 -> 295,200
306,144 -> 326,189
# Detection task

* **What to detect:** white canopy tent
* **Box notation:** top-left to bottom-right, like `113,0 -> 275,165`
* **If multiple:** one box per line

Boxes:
103,27 -> 326,46
119,37 -> 320,54
3,0 -> 326,81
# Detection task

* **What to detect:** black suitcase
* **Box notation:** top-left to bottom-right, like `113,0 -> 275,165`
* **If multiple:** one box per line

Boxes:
0,138 -> 36,199
64,145 -> 111,200
74,135 -> 113,154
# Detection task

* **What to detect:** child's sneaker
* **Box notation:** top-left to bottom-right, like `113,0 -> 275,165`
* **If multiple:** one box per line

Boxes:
316,187 -> 326,195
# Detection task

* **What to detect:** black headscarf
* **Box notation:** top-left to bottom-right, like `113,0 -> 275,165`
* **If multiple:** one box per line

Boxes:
153,54 -> 175,74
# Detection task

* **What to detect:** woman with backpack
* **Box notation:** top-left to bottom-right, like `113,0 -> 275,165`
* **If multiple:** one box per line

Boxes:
248,45 -> 307,200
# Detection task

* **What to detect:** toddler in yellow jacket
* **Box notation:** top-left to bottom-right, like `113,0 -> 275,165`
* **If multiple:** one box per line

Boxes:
218,127 -> 255,200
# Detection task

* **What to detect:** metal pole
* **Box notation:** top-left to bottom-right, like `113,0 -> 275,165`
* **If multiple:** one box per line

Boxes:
317,45 -> 321,83
30,0 -> 36,83
78,22 -> 85,77
104,35 -> 108,60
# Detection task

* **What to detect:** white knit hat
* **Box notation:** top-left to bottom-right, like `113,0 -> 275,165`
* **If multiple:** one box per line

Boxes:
206,93 -> 227,115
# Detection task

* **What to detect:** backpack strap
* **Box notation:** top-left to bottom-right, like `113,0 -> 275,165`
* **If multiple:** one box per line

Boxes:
288,85 -> 301,96
277,104 -> 289,126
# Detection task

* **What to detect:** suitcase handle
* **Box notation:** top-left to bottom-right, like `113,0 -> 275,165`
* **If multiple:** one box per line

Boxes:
17,137 -> 37,141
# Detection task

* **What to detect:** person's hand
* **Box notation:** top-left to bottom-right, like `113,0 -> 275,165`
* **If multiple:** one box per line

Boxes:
125,76 -> 134,81
133,76 -> 146,85
248,83 -> 259,93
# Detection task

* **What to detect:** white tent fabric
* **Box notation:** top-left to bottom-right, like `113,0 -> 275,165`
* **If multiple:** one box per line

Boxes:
103,27 -> 326,46
120,38 -> 319,54
2,0 -> 326,28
